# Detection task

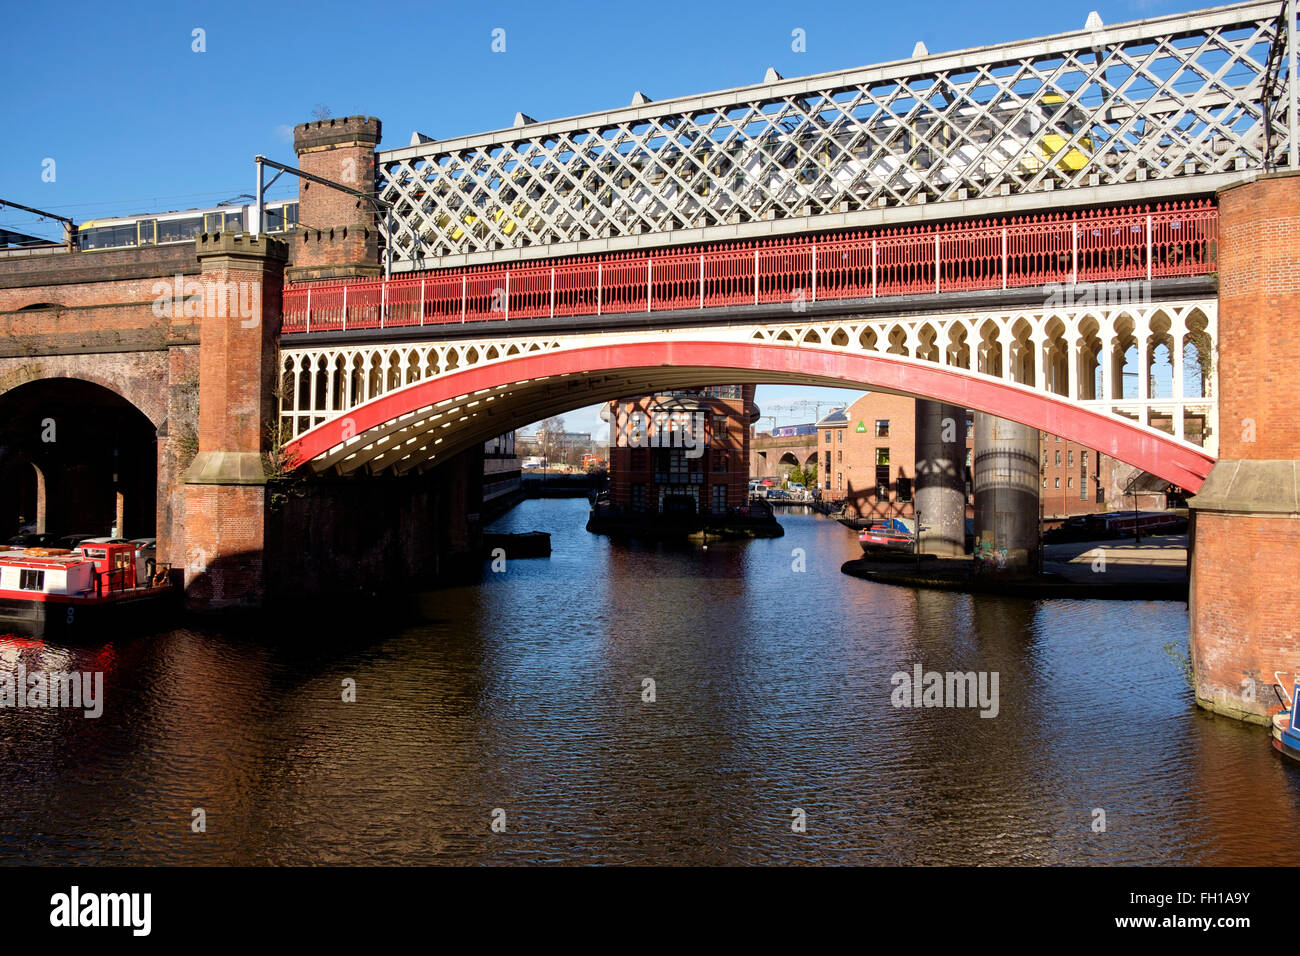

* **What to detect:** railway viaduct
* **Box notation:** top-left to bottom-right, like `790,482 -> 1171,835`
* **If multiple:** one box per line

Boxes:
0,0 -> 1297,726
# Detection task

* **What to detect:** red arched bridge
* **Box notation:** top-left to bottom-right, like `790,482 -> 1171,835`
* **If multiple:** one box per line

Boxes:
279,201 -> 1219,490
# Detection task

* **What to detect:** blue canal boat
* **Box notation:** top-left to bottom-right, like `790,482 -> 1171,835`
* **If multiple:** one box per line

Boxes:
1273,680 -> 1300,763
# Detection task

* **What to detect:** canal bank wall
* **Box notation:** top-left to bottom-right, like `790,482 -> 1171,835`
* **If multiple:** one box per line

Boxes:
842,535 -> 1189,601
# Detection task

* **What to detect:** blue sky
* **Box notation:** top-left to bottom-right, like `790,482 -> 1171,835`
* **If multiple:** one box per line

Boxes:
1,0 -> 1190,438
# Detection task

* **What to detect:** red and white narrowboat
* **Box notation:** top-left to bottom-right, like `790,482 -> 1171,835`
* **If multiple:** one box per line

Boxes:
0,541 -> 176,639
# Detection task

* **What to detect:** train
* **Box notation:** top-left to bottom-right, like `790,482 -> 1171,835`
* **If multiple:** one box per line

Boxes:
770,424 -> 818,438
75,199 -> 299,251
396,91 -> 1099,250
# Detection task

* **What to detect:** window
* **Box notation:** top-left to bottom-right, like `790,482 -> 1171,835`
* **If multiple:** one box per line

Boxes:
1068,477 -> 1074,489
876,448 -> 890,466
1081,465 -> 1088,499
965,449 -> 972,467
836,472 -> 843,490
631,484 -> 646,513
157,216 -> 202,244
1068,450 -> 1074,467
655,448 -> 701,484
712,484 -> 727,513
713,452 -> 727,473
838,430 -> 843,443
1081,451 -> 1089,469
1054,477 -> 1061,489
18,569 -> 44,591
875,449 -> 890,496
824,430 -> 831,444
1042,450 -> 1048,466
875,420 -> 889,438
1055,450 -> 1061,466
837,450 -> 842,462
898,476 -> 912,502
1042,477 -> 1047,488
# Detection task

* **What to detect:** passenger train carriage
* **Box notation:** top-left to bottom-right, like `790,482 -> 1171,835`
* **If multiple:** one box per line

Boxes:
77,199 -> 298,251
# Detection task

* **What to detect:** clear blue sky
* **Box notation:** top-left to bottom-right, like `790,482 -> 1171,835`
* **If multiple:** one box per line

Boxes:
1,0 -> 1189,439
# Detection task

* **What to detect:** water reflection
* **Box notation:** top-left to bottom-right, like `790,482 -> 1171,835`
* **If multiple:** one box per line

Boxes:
0,498 -> 1295,864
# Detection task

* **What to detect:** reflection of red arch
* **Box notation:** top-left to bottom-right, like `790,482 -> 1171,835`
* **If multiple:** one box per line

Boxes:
284,341 -> 1216,490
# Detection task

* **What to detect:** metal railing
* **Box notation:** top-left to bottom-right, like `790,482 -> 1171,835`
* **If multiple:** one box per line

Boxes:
282,200 -> 1217,333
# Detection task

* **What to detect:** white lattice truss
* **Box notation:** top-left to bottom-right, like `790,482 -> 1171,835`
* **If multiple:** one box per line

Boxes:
280,298 -> 1217,476
377,2 -> 1291,267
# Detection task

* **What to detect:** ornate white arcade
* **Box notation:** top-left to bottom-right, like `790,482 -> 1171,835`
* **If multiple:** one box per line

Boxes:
278,297 -> 1217,478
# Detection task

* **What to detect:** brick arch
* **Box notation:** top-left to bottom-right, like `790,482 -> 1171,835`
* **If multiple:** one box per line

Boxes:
0,353 -> 169,427
284,340 -> 1216,490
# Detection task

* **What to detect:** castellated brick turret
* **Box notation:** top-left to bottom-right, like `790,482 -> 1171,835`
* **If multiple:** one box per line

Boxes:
288,115 -> 383,282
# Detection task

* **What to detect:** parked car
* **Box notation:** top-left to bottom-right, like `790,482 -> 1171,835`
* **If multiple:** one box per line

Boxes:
56,533 -> 98,551
767,488 -> 791,500
6,532 -> 59,549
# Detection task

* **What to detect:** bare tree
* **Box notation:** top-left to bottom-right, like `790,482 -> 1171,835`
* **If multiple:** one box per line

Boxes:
311,104 -> 332,122
538,416 -> 566,465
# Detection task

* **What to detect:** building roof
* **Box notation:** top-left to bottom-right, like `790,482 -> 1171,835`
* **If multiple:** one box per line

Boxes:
815,407 -> 849,427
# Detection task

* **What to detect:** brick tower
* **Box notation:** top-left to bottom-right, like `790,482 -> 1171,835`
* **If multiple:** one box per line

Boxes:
287,115 -> 383,282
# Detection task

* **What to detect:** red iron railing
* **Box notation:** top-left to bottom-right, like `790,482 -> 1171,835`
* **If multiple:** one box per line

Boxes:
281,200 -> 1217,334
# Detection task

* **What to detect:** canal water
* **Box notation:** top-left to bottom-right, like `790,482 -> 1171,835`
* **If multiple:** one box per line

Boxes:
2,496 -> 1298,865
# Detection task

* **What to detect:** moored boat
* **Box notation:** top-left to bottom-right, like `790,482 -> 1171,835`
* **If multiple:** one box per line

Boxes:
859,518 -> 914,553
1272,676 -> 1300,763
0,541 -> 176,639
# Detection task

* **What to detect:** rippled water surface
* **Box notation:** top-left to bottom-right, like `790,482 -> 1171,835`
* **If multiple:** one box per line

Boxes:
2,497 -> 1297,865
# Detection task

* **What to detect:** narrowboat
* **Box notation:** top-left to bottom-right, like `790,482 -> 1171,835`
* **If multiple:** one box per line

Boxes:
0,541 -> 176,639
859,518 -> 915,553
1272,676 -> 1300,764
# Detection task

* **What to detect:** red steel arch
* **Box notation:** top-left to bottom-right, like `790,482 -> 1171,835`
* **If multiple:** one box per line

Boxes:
283,340 -> 1216,490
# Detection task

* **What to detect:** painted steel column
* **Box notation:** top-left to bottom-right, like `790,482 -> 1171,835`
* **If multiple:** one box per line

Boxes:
914,400 -> 967,556
1290,0 -> 1297,170
972,412 -> 1041,574
1066,333 -> 1079,402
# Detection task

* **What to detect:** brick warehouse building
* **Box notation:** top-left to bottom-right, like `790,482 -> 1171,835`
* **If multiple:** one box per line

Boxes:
813,393 -> 1143,522
604,386 -> 757,516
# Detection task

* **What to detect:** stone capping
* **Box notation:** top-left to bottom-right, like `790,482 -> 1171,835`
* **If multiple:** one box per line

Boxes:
285,262 -> 382,283
1217,167 -> 1300,196
195,232 -> 289,265
1187,459 -> 1300,515
294,115 -> 382,152
0,243 -> 199,290
184,451 -> 269,486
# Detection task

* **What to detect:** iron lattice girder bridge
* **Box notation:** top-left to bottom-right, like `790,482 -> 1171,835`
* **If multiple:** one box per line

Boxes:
376,0 -> 1292,268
